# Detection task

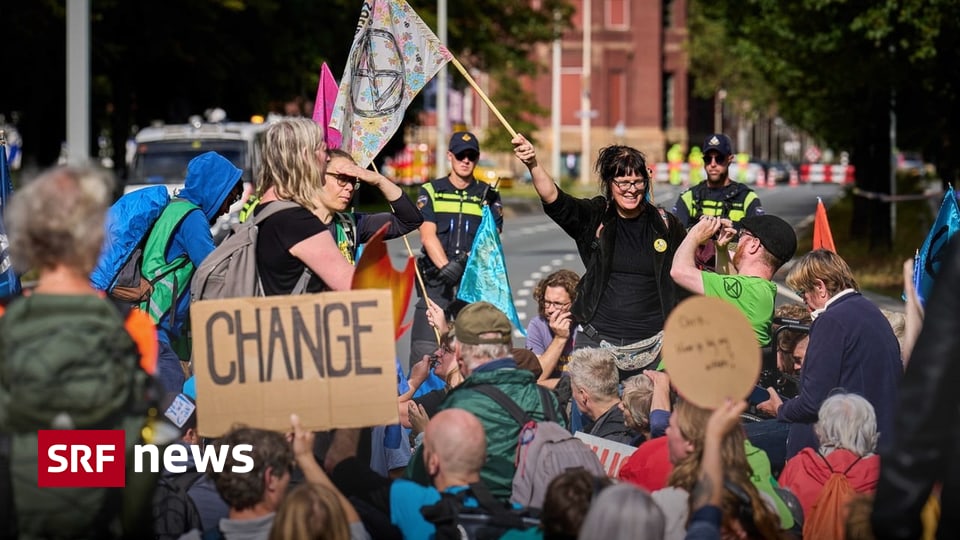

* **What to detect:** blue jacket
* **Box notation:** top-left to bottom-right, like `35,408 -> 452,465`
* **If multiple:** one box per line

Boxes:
778,292 -> 902,458
158,152 -> 242,342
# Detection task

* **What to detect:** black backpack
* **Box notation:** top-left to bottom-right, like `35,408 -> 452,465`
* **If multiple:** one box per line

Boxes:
421,481 -> 540,540
152,469 -> 205,539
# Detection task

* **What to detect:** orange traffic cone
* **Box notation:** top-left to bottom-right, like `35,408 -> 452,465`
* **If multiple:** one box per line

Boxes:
813,197 -> 836,253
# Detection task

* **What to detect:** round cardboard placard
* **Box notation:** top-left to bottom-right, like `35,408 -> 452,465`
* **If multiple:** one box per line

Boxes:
661,296 -> 761,409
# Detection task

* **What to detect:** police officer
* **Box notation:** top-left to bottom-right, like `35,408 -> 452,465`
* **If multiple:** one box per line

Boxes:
672,133 -> 763,228
671,134 -> 763,271
409,132 -> 503,365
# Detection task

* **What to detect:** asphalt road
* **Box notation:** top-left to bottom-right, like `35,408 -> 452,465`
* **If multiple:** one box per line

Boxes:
389,181 -> 847,363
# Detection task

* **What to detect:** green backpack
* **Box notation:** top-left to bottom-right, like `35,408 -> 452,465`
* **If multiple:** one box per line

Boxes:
0,294 -> 157,539
744,439 -> 796,531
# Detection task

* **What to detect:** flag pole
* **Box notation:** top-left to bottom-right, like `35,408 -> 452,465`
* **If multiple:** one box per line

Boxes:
370,162 -> 442,347
449,57 -> 518,139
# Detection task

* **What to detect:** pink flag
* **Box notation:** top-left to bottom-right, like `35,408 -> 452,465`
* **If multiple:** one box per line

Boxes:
312,62 -> 342,149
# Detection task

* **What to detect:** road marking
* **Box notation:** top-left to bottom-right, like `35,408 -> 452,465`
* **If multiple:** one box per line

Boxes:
551,259 -> 563,266
522,280 -> 536,287
539,265 -> 552,272
516,289 -> 530,297
531,272 -> 543,279
514,299 -> 528,307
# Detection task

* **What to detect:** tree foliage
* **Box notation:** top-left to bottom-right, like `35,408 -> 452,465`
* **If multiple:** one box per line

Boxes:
687,0 -> 960,250
1,0 -> 572,168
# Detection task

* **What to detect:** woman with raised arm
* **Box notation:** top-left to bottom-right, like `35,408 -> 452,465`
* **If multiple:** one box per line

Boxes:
512,134 -> 686,379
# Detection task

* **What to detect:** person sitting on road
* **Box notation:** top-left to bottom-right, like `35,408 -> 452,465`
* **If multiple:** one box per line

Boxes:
404,302 -> 565,501
268,483 -> 353,540
567,348 -> 635,445
617,371 -> 675,491
512,134 -> 687,380
779,393 -> 880,520
525,269 -> 580,389
578,483 -> 666,540
773,303 -> 812,377
670,214 -> 798,348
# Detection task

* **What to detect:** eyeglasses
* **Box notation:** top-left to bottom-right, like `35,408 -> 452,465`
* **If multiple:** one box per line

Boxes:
737,230 -> 757,242
325,173 -> 358,188
454,151 -> 479,162
610,178 -> 647,191
542,300 -> 571,309
704,154 -> 728,165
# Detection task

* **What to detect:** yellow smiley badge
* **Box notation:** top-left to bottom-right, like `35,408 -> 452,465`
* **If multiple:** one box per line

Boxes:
654,238 -> 667,253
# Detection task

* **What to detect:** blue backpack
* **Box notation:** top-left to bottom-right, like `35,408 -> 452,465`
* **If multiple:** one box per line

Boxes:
90,186 -> 171,296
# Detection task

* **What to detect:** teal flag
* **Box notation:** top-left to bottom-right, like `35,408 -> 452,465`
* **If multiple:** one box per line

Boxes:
0,142 -> 20,298
457,205 -> 525,336
914,185 -> 960,308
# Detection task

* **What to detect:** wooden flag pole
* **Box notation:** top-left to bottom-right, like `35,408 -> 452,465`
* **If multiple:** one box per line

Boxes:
449,57 -> 518,139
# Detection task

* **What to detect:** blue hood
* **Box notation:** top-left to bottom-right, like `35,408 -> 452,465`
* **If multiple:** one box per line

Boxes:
177,151 -> 242,222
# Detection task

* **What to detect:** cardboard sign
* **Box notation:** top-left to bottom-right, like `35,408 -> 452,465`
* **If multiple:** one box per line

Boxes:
574,432 -> 636,478
661,296 -> 761,410
190,290 -> 398,437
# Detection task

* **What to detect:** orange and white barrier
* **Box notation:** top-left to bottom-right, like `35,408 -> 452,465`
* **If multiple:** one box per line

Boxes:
800,164 -> 855,184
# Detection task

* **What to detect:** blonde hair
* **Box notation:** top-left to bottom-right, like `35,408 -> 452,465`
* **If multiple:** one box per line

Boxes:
257,117 -> 326,210
7,165 -> 113,275
268,483 -> 351,540
621,375 -> 655,433
667,400 -> 785,539
786,249 -> 859,296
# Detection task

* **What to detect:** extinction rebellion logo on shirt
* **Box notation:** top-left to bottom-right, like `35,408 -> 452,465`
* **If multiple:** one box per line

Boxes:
722,277 -> 743,298
37,430 -> 253,488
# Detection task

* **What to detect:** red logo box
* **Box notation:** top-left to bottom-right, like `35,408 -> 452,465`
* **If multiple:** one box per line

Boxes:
37,430 -> 126,488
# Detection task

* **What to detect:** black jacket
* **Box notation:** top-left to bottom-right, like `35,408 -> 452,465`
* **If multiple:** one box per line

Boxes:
541,188 -> 688,327
872,235 -> 960,539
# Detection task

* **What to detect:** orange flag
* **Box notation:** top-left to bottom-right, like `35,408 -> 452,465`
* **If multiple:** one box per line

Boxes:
351,224 -> 416,339
813,197 -> 836,253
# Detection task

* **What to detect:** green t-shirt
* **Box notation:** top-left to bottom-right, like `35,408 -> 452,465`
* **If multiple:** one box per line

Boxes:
701,272 -> 776,346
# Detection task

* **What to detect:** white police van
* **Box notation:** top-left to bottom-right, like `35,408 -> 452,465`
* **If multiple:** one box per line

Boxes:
126,115 -> 270,241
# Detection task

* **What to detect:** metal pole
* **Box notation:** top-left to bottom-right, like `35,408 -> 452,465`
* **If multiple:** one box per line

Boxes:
551,10 -> 562,180
67,0 -> 90,165
890,87 -> 897,238
579,0 -> 591,185
435,0 -> 448,179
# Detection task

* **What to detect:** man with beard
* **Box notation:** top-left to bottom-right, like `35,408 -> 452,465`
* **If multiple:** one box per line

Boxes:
670,214 -> 797,348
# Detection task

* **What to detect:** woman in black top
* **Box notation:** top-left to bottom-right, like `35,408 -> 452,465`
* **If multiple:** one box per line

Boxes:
512,134 -> 687,377
253,118 -> 356,295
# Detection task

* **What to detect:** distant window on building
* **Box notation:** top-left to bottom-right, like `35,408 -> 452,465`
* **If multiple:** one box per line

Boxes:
663,0 -> 674,28
609,70 -> 626,126
561,69 -> 583,126
605,0 -> 628,28
662,73 -> 675,130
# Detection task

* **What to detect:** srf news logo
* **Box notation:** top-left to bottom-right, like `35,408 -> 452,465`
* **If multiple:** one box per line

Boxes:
37,430 -> 253,488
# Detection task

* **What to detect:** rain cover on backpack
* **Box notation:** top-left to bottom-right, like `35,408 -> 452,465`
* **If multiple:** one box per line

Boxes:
802,455 -> 862,539
91,186 -> 171,292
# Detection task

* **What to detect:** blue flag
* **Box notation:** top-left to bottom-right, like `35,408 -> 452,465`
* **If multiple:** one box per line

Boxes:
457,205 -> 525,336
0,143 -> 21,298
914,185 -> 960,308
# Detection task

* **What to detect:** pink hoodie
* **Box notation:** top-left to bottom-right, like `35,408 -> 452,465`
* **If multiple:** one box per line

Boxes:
778,447 -> 880,517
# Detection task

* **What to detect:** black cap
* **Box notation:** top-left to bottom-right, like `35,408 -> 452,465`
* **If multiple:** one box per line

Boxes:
741,215 -> 797,264
449,131 -> 480,154
703,134 -> 734,157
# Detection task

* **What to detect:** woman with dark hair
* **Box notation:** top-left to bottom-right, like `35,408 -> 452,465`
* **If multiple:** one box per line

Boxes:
513,134 -> 686,378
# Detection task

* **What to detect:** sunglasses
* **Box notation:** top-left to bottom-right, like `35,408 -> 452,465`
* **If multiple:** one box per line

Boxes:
704,154 -> 728,165
454,151 -> 479,162
325,173 -> 358,188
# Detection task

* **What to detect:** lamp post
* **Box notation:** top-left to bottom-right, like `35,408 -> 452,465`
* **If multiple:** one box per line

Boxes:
435,0 -> 448,178
579,0 -> 592,185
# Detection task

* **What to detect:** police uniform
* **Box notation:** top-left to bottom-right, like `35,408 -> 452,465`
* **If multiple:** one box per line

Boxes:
409,174 -> 503,359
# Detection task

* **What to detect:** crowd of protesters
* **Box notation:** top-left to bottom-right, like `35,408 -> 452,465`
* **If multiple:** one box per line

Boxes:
0,123 -> 950,540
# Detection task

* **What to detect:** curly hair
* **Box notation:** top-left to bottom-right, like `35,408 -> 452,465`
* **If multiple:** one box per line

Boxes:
594,145 -> 651,201
209,426 -> 292,511
269,483 -> 351,540
256,117 -> 326,210
533,269 -> 580,317
7,165 -> 113,275
786,249 -> 859,297
667,400 -> 784,539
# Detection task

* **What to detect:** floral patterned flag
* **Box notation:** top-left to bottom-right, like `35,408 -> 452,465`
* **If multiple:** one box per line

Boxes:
330,0 -> 452,168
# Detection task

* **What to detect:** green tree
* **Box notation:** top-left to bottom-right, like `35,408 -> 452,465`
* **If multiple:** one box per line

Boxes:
687,0 -> 960,251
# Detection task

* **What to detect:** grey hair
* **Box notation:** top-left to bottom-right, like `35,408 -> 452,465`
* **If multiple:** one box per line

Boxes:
455,338 -> 512,371
7,165 -> 113,275
577,483 -> 666,540
814,393 -> 878,457
567,347 -> 619,400
621,375 -> 655,432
